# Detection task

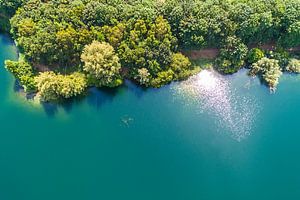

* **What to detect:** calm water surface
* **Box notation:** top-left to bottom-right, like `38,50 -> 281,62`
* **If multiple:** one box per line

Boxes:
1,34 -> 300,200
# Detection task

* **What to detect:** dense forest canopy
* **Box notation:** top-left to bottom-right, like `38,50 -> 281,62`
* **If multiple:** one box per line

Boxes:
1,0 -> 300,101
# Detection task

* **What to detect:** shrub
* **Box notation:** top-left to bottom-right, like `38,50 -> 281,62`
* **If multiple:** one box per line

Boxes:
150,69 -> 175,88
5,59 -> 37,92
134,68 -> 151,86
35,72 -> 87,102
247,48 -> 265,64
286,59 -> 300,73
170,53 -> 192,80
249,57 -> 282,90
267,48 -> 290,68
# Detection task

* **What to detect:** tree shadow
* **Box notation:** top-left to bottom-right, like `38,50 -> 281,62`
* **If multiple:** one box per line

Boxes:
41,102 -> 59,118
85,86 -> 120,110
1,34 -> 15,46
124,79 -> 150,99
85,80 -> 151,110
13,79 -> 151,117
41,92 -> 88,117
13,80 -> 22,92
40,85 -> 123,117
40,80 -> 161,117
13,80 -> 35,100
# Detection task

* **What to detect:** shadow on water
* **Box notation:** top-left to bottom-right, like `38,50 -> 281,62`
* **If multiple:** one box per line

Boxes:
12,79 -> 88,117
38,80 -> 149,117
0,34 -> 19,58
85,80 -> 149,109
0,34 -> 15,46
85,86 -> 120,110
12,75 -> 151,117
13,80 -> 22,93
13,80 -> 35,100
124,80 -> 150,99
41,102 -> 60,117
40,95 -> 88,117
41,92 -> 89,117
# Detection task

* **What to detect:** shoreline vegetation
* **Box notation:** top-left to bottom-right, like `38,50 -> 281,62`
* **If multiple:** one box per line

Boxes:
0,0 -> 300,101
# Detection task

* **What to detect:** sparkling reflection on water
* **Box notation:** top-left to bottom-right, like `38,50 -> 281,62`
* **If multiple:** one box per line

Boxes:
172,70 -> 260,141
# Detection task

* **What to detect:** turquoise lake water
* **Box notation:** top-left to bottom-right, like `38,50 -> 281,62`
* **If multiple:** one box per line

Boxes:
1,34 -> 300,200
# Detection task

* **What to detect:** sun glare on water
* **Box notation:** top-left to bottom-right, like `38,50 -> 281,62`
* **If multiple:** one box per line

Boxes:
173,70 -> 260,142
196,70 -> 218,89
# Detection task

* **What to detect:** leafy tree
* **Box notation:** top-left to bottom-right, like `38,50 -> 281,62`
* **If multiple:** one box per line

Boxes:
280,0 -> 300,42
134,68 -> 151,86
216,36 -> 248,74
150,69 -> 175,88
35,71 -> 87,102
81,41 -> 123,87
249,57 -> 282,90
10,0 -> 97,66
286,59 -> 300,73
170,53 -> 193,80
267,48 -> 290,68
115,16 -> 178,79
247,48 -> 265,64
83,1 -> 118,26
279,21 -> 300,48
101,23 -> 126,48
5,59 -> 37,92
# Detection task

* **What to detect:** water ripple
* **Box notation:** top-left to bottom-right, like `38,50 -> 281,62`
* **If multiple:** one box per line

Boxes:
172,70 -> 260,141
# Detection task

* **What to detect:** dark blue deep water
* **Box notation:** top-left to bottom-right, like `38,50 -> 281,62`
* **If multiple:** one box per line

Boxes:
1,34 -> 300,200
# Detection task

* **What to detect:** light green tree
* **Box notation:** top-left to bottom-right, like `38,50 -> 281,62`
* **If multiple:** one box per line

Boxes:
81,41 -> 123,87
35,72 -> 87,102
135,68 -> 151,86
286,59 -> 300,73
249,57 -> 282,90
